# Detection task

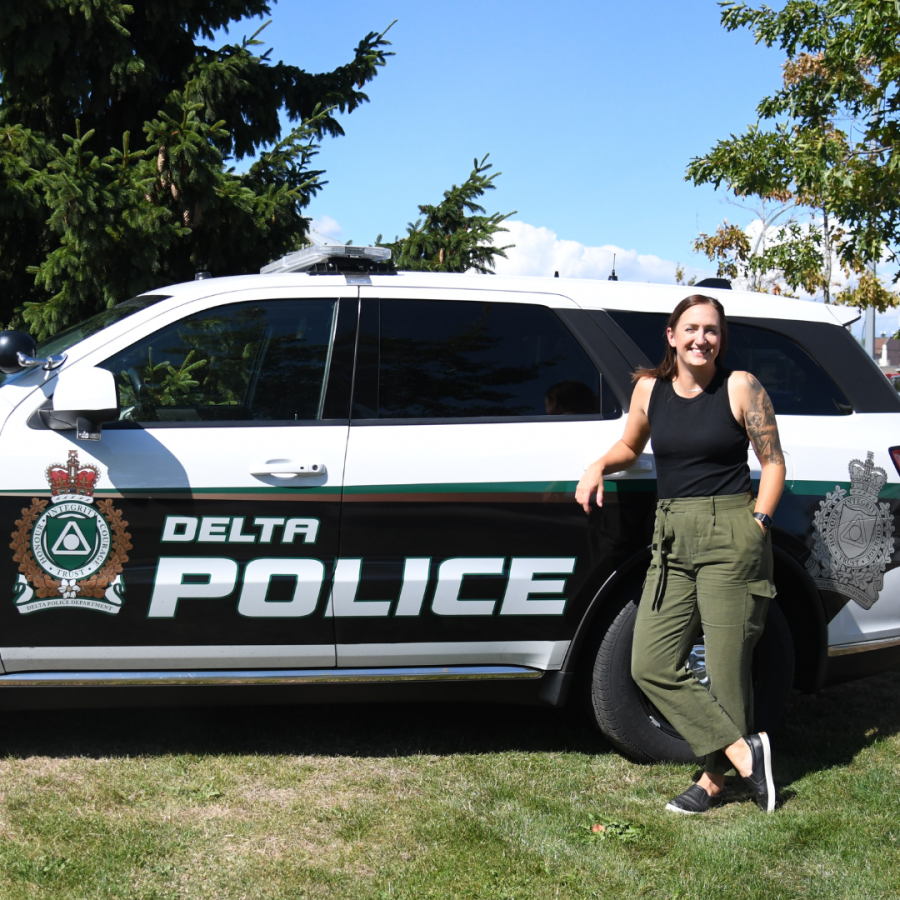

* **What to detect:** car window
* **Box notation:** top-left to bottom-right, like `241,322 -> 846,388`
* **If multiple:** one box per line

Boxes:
607,310 -> 853,416
98,299 -> 337,423
375,299 -> 621,419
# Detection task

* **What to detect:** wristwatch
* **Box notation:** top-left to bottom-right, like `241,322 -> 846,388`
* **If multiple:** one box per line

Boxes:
753,512 -> 773,532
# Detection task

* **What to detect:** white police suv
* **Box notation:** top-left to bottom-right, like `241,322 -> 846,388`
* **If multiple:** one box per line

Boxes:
0,244 -> 897,763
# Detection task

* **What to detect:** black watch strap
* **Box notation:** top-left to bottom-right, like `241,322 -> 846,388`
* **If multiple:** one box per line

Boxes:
753,512 -> 772,531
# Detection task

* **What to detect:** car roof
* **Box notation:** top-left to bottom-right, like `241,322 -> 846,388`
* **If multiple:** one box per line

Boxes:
152,272 -> 860,327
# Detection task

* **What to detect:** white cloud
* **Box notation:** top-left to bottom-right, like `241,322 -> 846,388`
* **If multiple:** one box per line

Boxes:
309,215 -> 343,242
492,220 -> 709,284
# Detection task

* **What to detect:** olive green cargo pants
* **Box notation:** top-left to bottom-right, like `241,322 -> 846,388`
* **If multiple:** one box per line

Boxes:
631,493 -> 776,774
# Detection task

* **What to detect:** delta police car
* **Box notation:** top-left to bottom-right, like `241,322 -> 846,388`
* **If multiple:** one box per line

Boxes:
0,244 -> 898,763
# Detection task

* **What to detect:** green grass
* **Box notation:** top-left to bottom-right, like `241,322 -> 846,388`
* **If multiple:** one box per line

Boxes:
2,672 -> 900,899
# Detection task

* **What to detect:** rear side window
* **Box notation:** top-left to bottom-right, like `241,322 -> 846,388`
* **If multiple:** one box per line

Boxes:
725,323 -> 852,415
607,310 -> 853,416
99,299 -> 337,423
372,299 -> 620,419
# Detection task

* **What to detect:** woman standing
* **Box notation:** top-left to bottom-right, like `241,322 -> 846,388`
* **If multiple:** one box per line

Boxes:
575,294 -> 785,814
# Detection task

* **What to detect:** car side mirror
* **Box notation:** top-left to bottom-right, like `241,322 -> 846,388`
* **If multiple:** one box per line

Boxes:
0,330 -> 67,379
41,367 -> 120,441
0,330 -> 37,374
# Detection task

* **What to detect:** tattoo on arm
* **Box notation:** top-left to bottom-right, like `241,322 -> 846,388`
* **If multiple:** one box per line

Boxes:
745,374 -> 785,466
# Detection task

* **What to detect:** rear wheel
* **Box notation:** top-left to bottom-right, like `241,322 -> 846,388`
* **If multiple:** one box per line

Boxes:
586,590 -> 795,763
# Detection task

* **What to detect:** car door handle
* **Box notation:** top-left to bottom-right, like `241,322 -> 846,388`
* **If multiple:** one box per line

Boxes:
250,460 -> 327,478
599,459 -> 654,478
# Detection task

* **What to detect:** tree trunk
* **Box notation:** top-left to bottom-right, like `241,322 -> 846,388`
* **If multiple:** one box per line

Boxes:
821,206 -> 832,304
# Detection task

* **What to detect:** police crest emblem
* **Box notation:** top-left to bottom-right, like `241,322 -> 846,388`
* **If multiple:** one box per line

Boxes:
9,450 -> 131,613
805,451 -> 895,609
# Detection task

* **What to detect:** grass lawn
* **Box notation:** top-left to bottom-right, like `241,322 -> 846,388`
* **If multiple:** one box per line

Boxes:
1,672 -> 899,900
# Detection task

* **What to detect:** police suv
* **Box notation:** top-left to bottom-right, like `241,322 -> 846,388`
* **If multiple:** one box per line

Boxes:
0,244 -> 898,763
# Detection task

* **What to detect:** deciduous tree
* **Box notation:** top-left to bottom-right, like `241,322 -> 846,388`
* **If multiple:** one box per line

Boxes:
686,0 -> 900,311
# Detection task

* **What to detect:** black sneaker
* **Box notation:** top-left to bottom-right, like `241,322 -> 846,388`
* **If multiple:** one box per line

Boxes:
742,732 -> 776,812
665,783 -> 722,815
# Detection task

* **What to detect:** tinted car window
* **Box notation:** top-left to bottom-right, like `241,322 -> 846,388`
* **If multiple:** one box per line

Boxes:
375,299 -> 620,419
607,310 -> 852,416
99,299 -> 337,422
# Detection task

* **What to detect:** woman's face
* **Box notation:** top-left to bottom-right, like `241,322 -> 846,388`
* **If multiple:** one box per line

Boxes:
666,303 -> 721,370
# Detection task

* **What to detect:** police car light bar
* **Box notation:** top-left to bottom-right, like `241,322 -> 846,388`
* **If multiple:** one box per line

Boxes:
260,245 -> 392,274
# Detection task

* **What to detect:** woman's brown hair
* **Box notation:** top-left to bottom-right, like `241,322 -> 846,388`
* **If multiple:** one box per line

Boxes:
632,294 -> 728,382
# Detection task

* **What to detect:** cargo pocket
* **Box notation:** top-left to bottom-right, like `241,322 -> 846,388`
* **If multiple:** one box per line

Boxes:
744,578 -> 776,642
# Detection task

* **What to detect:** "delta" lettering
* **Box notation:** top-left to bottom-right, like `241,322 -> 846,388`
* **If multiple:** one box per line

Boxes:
161,516 -> 319,544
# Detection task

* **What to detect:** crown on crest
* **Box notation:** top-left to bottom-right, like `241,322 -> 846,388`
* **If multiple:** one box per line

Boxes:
848,451 -> 887,499
45,450 -> 100,503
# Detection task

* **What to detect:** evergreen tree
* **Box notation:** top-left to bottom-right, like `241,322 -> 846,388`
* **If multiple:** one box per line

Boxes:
0,2 -> 393,335
379,155 -> 515,274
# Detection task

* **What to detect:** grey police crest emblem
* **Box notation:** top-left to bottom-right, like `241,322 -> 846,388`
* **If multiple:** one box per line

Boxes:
805,452 -> 895,609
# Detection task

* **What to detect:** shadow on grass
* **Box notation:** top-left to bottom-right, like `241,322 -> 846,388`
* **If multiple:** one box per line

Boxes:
2,672 -> 900,778
0,694 -> 608,760
774,670 -> 900,783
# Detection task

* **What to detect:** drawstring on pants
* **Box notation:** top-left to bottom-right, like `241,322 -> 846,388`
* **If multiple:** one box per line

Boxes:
651,496 -> 723,610
651,501 -> 674,610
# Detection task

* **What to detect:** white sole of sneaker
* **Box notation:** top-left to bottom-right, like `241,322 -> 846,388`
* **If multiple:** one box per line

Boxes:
759,731 -> 775,813
664,802 -> 703,815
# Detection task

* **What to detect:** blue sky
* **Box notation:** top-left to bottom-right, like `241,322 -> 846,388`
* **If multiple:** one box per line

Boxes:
218,0 -> 896,336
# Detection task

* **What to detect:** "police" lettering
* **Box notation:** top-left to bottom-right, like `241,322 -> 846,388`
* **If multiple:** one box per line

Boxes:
146,556 -> 576,618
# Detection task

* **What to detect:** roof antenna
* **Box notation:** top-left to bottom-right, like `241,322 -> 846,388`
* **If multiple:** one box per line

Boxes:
608,254 -> 618,281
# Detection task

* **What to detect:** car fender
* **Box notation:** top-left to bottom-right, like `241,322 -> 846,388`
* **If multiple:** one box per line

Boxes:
561,546 -> 652,678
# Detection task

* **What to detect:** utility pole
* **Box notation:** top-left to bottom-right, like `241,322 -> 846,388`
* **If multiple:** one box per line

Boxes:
866,260 -> 877,360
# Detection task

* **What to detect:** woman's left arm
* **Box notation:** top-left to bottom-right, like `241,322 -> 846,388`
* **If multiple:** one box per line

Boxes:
738,372 -> 786,525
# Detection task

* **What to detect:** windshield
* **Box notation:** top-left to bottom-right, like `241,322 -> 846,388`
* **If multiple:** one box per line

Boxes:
36,295 -> 172,358
0,295 -> 171,389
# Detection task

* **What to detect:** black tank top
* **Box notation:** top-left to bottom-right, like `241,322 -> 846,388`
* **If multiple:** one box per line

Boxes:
647,367 -> 751,500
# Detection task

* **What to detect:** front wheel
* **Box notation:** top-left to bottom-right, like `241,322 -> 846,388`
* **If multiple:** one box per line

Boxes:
586,592 -> 795,763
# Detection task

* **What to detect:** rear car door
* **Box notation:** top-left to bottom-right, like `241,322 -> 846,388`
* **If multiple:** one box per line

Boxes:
0,286 -> 356,672
334,287 -> 652,670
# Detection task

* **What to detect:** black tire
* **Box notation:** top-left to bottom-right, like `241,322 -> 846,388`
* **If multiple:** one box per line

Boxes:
752,598 -> 796,734
587,592 -> 795,763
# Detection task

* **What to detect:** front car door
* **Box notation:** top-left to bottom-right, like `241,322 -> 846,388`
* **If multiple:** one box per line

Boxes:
0,285 -> 356,672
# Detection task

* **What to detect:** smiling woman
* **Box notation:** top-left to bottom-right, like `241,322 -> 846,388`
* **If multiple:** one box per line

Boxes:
576,293 -> 787,815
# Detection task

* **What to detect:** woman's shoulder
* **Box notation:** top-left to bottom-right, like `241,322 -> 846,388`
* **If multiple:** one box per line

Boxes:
631,375 -> 659,414
724,369 -> 765,405
633,374 -> 658,395
724,369 -> 758,390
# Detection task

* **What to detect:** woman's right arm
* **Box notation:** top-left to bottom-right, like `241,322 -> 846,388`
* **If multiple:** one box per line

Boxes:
574,377 -> 654,514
